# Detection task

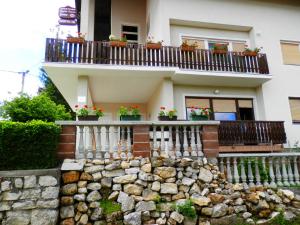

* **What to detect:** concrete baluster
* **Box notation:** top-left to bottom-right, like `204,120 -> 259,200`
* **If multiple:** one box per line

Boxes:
268,157 -> 277,188
104,126 -> 110,159
175,126 -> 182,158
233,157 -> 240,184
95,126 -> 102,159
247,159 -> 255,188
168,126 -> 174,157
275,158 -> 283,186
152,126 -> 159,157
196,126 -> 203,157
219,158 -> 224,174
120,126 -> 126,159
127,126 -> 132,158
112,126 -> 119,158
254,157 -> 261,186
183,126 -> 189,157
78,125 -> 85,159
262,157 -> 269,187
293,156 -> 300,185
287,157 -> 295,186
160,126 -> 166,157
190,126 -> 197,157
87,126 -> 94,159
240,158 -> 247,186
226,157 -> 233,183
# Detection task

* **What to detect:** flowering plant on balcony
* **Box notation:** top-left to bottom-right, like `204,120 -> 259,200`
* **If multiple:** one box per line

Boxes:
212,43 -> 228,54
75,105 -> 104,120
243,46 -> 263,56
67,32 -> 86,44
180,40 -> 197,52
118,106 -> 141,121
109,34 -> 127,47
158,107 -> 177,120
146,35 -> 163,49
190,106 -> 211,120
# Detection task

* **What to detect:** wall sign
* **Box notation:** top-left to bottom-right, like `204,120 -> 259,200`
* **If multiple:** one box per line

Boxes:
58,6 -> 77,26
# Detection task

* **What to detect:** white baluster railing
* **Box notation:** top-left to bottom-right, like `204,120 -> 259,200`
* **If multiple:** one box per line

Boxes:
219,153 -> 300,187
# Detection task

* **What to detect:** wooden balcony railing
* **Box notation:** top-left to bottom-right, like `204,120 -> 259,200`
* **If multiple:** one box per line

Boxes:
45,38 -> 270,74
218,121 -> 286,146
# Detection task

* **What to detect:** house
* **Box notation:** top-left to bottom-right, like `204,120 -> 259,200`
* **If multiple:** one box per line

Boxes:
43,0 -> 300,157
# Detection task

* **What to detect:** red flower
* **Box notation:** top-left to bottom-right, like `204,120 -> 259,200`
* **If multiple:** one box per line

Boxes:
84,105 -> 88,108
92,106 -> 97,110
75,105 -> 79,108
160,106 -> 165,110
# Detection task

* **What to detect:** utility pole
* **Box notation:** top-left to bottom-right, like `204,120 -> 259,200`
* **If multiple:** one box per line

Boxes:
19,70 -> 29,94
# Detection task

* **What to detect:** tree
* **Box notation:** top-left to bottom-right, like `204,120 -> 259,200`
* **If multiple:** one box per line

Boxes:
0,94 -> 71,122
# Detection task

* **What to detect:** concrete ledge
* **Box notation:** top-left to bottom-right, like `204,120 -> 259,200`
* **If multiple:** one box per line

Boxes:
0,168 -> 60,177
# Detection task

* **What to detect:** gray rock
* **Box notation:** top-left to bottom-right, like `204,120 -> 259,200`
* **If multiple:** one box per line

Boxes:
84,165 -> 104,173
6,210 -> 31,225
201,207 -> 213,216
210,214 -> 238,225
198,167 -> 213,183
117,192 -> 135,212
61,184 -> 77,195
182,177 -> 195,186
170,211 -> 184,223
124,211 -> 142,225
160,183 -> 178,194
87,182 -> 101,191
36,199 -> 59,209
1,181 -> 11,191
151,181 -> 161,191
284,211 -> 296,221
243,212 -> 252,219
91,208 -> 103,221
87,191 -> 101,202
2,191 -> 21,201
60,205 -> 75,219
102,169 -> 125,177
92,172 -> 102,181
42,187 -> 60,199
113,174 -> 137,184
39,176 -> 57,187
12,201 -> 36,210
125,168 -> 140,174
112,184 -> 122,191
14,178 -> 23,189
124,184 -> 143,195
20,189 -> 41,200
24,175 -> 37,189
0,201 -> 12,211
105,161 -> 121,170
74,194 -> 86,201
183,217 -> 198,225
190,194 -> 211,206
138,171 -> 153,181
78,187 -> 87,194
31,209 -> 58,225
108,191 -> 119,200
130,160 -> 140,167
78,214 -> 88,224
154,167 -> 176,179
61,161 -> 84,171
234,205 -> 247,213
101,178 -> 112,188
135,201 -> 156,212
77,202 -> 88,213
212,203 -> 228,218
189,183 -> 200,195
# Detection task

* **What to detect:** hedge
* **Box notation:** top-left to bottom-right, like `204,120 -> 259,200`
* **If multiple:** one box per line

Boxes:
0,120 -> 61,170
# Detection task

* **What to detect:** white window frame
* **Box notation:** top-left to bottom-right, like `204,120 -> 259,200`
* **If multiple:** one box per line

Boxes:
121,23 -> 140,44
179,34 -> 249,51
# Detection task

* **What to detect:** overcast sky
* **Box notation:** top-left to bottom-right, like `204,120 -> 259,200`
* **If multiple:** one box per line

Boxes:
0,0 -> 77,102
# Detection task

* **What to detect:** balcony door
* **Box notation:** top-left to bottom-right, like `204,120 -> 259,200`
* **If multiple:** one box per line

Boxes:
185,97 -> 254,121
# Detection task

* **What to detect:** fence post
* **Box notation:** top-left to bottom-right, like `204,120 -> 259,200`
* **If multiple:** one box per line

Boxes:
57,125 -> 76,159
202,125 -> 219,157
132,125 -> 151,157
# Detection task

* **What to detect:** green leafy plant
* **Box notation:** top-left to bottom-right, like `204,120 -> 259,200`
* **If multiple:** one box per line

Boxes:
190,106 -> 211,117
158,107 -> 177,118
244,46 -> 262,53
99,199 -> 121,215
0,94 -> 71,122
109,34 -> 127,42
237,158 -> 269,183
176,200 -> 197,219
213,43 -> 228,51
146,35 -> 163,44
181,40 -> 198,48
75,105 -> 104,118
118,106 -> 140,116
0,120 -> 60,170
75,105 -> 89,117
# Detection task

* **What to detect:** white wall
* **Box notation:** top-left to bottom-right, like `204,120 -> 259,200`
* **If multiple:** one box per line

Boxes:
111,0 -> 147,43
174,85 -> 260,120
146,0 -> 300,145
147,79 -> 174,120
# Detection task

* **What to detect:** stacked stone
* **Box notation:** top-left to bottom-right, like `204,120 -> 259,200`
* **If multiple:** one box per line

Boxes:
59,157 -> 300,225
0,173 -> 59,225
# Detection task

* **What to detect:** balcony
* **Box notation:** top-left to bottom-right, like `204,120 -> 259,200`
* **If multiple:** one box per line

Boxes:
45,38 -> 270,75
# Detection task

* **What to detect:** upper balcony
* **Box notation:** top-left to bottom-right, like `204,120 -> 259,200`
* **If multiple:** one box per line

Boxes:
44,38 -> 271,87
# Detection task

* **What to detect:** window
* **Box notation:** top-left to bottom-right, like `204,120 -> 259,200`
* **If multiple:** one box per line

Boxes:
185,97 -> 254,121
289,98 -> 300,123
208,41 -> 229,51
182,37 -> 205,49
122,25 -> 138,44
281,42 -> 300,65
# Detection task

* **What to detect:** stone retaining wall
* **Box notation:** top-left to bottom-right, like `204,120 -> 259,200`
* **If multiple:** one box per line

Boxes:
0,169 -> 60,225
59,157 -> 300,225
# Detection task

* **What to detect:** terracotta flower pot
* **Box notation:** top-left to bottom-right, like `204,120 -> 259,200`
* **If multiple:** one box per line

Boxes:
67,37 -> 85,44
212,49 -> 228,55
110,41 -> 127,47
146,43 -> 162,50
181,46 -> 195,52
243,51 -> 258,57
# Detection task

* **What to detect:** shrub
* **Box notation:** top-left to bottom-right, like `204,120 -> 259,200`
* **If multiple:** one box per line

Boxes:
176,199 -> 197,219
99,199 -> 121,215
0,120 -> 61,170
0,94 -> 71,122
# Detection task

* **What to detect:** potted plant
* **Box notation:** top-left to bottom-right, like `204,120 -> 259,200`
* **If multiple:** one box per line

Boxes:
109,34 -> 127,47
146,35 -> 163,49
212,43 -> 228,55
180,40 -> 197,52
119,106 -> 141,121
75,105 -> 104,121
190,106 -> 211,121
243,47 -> 262,57
67,32 -> 86,44
158,107 -> 177,121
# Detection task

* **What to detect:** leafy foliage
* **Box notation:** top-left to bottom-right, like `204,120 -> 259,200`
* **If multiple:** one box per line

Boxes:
99,199 -> 121,215
0,120 -> 60,170
0,94 -> 71,122
176,200 -> 197,219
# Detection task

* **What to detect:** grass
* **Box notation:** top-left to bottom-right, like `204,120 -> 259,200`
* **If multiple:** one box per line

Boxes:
176,199 -> 197,219
99,199 -> 121,215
